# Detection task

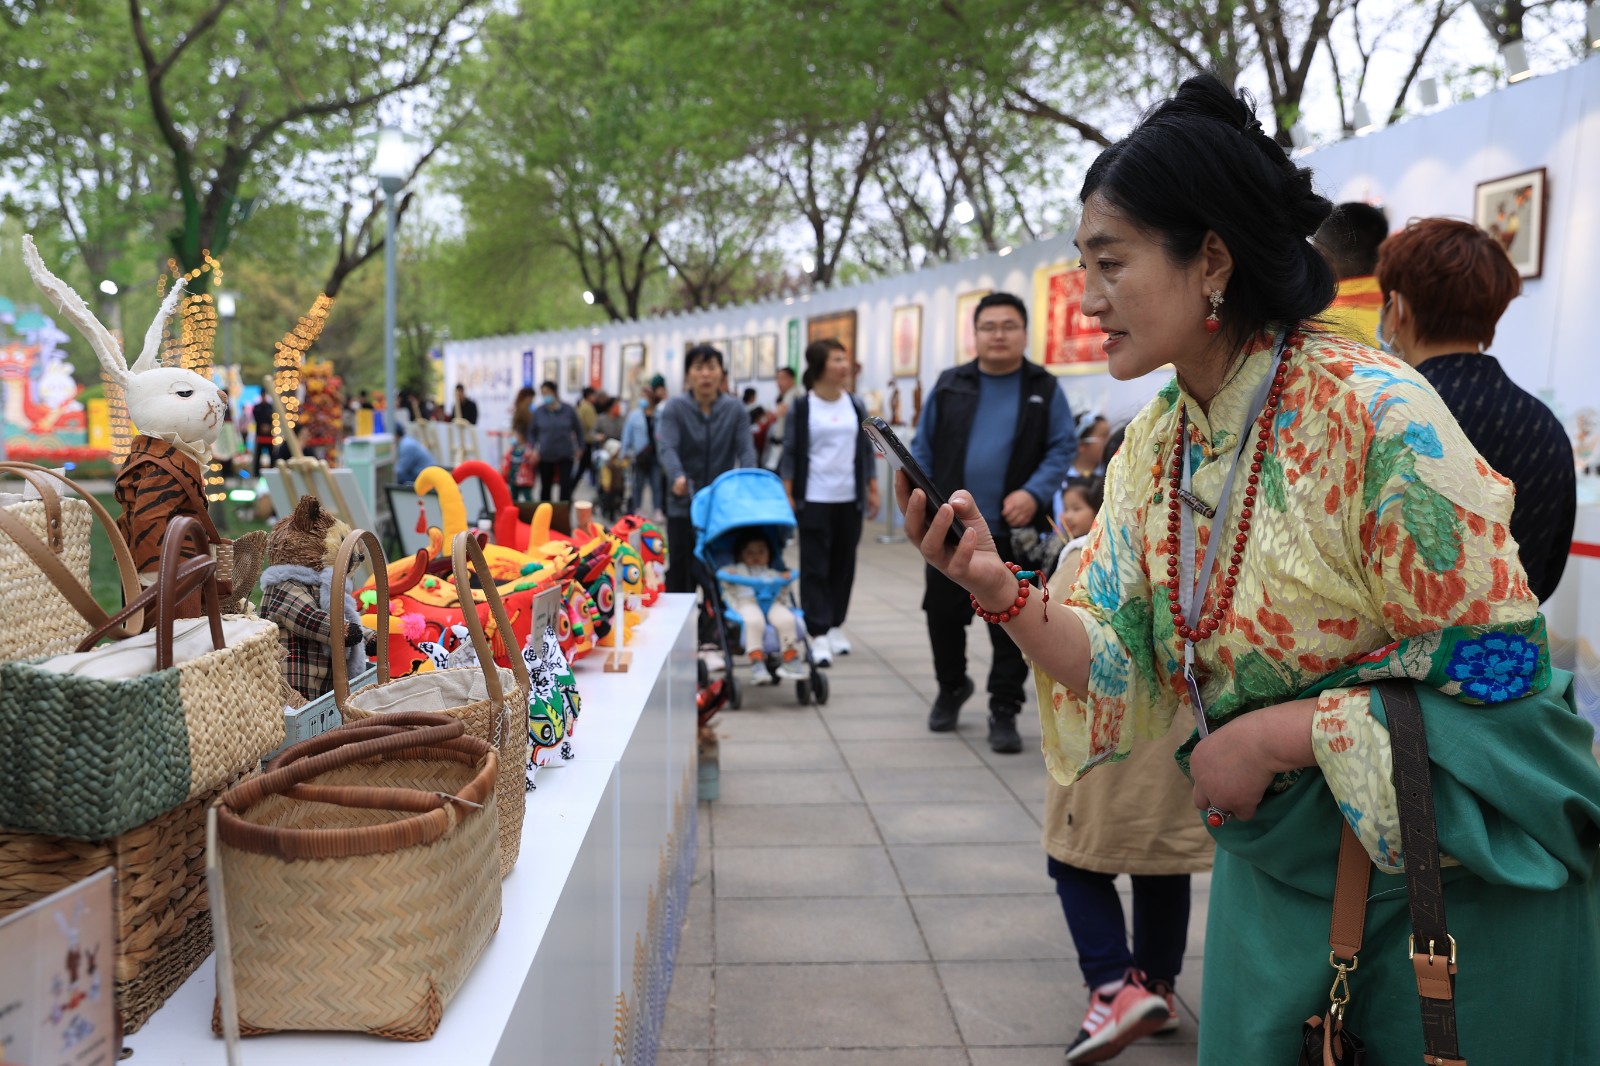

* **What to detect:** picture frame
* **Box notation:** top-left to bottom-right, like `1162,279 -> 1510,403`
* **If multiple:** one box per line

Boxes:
890,304 -> 922,378
954,290 -> 991,365
622,342 -> 648,401
755,333 -> 779,379
564,353 -> 584,392
1032,260 -> 1109,375
805,310 -> 858,368
731,336 -> 755,382
540,357 -> 560,389
1474,167 -> 1547,280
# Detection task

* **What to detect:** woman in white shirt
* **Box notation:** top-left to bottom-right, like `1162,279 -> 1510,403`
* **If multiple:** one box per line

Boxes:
778,340 -> 880,666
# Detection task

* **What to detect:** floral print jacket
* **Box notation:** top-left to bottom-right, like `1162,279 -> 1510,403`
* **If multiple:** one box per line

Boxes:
1037,329 -> 1540,871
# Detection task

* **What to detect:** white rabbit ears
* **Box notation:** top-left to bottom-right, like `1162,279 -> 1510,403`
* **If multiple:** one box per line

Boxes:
21,235 -> 186,384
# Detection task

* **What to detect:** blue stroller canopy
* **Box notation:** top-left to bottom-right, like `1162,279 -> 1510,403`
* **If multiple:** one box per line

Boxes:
692,468 -> 797,567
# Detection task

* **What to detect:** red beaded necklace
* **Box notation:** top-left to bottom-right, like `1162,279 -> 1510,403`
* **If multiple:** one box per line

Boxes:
1162,354 -> 1290,644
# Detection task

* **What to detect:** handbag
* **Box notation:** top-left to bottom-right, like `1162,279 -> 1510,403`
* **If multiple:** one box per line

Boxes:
212,712 -> 500,1040
0,462 -> 143,660
330,528 -> 531,877
0,516 -> 285,839
1297,679 -> 1464,1066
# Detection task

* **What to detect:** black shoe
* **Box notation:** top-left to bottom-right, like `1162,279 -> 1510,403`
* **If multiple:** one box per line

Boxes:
987,707 -> 1023,754
927,678 -> 974,732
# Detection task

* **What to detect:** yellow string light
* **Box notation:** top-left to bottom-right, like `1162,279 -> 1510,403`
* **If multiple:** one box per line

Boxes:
272,293 -> 334,444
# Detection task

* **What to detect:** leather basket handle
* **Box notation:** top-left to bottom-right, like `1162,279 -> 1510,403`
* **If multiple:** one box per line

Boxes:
329,527 -> 389,710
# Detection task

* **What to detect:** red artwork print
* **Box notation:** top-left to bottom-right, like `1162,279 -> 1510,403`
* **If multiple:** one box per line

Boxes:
1041,270 -> 1108,369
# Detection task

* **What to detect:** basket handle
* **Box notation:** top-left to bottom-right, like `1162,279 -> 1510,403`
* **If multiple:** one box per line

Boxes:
451,531 -> 533,709
73,517 -> 224,669
0,461 -> 145,637
328,527 -> 390,711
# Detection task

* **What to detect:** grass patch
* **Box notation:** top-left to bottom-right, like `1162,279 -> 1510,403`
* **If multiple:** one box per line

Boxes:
88,493 -> 272,608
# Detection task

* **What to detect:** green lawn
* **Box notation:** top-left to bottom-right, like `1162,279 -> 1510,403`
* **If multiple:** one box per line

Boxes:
88,493 -> 272,608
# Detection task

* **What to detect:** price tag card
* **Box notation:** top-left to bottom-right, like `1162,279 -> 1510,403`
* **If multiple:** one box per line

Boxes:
0,867 -> 117,1066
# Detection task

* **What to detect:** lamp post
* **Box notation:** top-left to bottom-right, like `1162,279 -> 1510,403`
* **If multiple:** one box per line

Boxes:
371,126 -> 410,435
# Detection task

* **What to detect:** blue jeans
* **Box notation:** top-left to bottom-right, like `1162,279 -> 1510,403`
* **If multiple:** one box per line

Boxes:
1048,856 -> 1191,988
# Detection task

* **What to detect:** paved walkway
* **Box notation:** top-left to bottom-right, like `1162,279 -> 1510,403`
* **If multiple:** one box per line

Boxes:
662,534 -> 1207,1065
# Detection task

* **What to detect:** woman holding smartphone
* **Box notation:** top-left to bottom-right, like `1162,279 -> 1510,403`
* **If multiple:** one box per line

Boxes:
780,339 -> 879,666
896,73 -> 1600,1063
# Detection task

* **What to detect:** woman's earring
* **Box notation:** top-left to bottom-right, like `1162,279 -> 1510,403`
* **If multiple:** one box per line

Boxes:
1204,290 -> 1224,334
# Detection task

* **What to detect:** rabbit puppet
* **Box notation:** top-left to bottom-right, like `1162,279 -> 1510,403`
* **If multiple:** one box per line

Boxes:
22,236 -> 264,613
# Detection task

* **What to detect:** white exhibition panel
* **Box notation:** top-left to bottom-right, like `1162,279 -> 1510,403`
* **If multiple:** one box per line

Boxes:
126,594 -> 699,1066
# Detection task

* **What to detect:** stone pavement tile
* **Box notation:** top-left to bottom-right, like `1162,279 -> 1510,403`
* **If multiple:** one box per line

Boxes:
842,738 -> 987,770
713,963 -> 962,1049
716,1050 -> 969,1065
717,770 -> 863,805
713,803 -> 880,847
661,964 -> 713,1050
873,801 -> 1041,845
659,1052 -> 712,1066
938,959 -> 1080,1046
715,897 -> 929,963
814,674 -> 928,696
825,714 -> 948,742
680,895 -> 713,966
715,845 -> 902,898
714,709 -> 832,742
853,766 -> 1015,804
720,740 -> 846,771
890,843 -> 1046,895
909,894 -> 1074,961
970,1045 -> 1198,1065
1175,953 -> 1204,1023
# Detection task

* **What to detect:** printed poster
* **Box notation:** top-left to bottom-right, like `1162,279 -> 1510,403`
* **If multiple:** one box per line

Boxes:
1031,261 -> 1108,375
0,868 -> 117,1066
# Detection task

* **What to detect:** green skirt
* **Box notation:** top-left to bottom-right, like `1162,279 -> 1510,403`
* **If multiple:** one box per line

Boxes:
1199,670 -> 1600,1064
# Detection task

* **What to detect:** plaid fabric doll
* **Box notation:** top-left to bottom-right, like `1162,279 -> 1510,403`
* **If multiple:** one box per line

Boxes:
259,496 -> 371,701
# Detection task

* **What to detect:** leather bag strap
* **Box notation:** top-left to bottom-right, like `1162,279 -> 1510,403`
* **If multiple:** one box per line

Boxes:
1378,678 -> 1466,1066
1329,821 -> 1371,963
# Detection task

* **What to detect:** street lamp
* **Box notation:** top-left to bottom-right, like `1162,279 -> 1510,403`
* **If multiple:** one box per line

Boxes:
952,200 -> 976,225
371,125 -> 411,434
1501,39 -> 1533,82
217,290 -> 237,367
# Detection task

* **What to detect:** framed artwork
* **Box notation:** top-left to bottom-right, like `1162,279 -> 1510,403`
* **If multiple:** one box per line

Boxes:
706,339 -> 730,362
755,333 -> 779,379
1032,261 -> 1109,375
890,304 -> 922,378
588,343 -> 604,391
540,357 -> 560,388
622,342 -> 648,401
954,289 -> 991,364
564,353 -> 584,392
1474,167 -> 1547,280
805,310 -> 858,366
731,336 -> 755,381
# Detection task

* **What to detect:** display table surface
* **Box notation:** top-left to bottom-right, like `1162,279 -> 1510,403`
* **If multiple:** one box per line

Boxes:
127,594 -> 698,1066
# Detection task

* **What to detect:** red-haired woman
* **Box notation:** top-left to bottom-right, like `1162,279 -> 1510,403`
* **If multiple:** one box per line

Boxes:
1374,217 -> 1575,600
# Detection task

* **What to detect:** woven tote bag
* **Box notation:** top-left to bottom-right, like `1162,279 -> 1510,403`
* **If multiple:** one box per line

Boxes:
330,529 -> 530,877
0,462 -> 144,660
0,517 -> 285,839
212,713 -> 501,1040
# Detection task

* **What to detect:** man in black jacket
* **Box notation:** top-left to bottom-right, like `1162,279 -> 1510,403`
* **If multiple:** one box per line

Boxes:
911,293 -> 1078,752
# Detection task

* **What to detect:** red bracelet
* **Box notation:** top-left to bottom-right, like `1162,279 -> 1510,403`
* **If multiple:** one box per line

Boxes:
970,561 -> 1048,624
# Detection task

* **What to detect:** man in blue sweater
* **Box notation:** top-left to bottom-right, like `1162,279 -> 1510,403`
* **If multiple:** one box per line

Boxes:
912,292 -> 1077,753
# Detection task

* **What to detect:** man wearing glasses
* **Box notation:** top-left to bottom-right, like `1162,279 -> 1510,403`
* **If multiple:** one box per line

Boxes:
911,292 -> 1078,753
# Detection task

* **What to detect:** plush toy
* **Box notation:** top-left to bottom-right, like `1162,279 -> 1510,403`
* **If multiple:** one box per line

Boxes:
259,496 -> 371,701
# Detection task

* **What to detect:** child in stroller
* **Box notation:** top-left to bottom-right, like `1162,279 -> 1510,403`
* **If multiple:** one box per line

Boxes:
717,531 -> 803,684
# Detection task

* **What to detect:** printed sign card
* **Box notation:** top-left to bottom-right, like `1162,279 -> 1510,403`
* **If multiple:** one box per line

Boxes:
0,867 -> 117,1066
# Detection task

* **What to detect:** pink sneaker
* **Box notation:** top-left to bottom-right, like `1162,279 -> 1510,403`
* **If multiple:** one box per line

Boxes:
1065,970 -> 1171,1063
1146,977 -> 1180,1034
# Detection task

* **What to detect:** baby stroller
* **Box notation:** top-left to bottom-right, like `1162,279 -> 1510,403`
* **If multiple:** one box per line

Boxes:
691,469 -> 828,709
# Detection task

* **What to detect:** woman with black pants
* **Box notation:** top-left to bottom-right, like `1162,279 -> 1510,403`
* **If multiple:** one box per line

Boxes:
780,340 -> 879,666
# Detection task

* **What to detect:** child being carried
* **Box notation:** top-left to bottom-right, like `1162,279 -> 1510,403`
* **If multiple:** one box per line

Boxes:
716,531 -> 802,684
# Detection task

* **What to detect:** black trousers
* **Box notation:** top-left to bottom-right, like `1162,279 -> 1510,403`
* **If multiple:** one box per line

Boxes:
252,439 -> 274,477
538,458 -> 574,503
796,501 -> 863,636
666,513 -> 695,595
923,536 -> 1029,710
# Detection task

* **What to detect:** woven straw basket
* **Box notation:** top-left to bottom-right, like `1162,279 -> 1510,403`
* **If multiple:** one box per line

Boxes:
330,530 -> 530,877
213,713 -> 500,1040
0,770 -> 250,1033
0,462 -> 144,661
0,517 -> 284,840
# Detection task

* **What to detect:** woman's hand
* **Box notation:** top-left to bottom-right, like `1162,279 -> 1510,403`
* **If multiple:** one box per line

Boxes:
894,471 -> 1014,608
1189,700 -> 1316,822
866,479 -> 880,521
672,476 -> 688,497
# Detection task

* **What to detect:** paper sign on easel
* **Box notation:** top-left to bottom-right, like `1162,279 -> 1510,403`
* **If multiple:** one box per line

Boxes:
0,867 -> 118,1066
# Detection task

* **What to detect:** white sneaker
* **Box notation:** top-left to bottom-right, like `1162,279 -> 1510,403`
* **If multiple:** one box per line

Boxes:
826,627 -> 851,655
810,633 -> 833,667
774,663 -> 808,681
749,659 -> 774,685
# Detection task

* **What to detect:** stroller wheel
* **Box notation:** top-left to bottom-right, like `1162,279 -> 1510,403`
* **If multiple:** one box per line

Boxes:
728,677 -> 743,711
795,678 -> 812,706
812,670 -> 830,706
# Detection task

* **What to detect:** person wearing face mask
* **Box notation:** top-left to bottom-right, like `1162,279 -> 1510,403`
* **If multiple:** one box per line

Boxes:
895,73 -> 1600,1064
1373,217 -> 1575,601
655,345 -> 757,593
622,389 -> 662,517
527,379 -> 584,503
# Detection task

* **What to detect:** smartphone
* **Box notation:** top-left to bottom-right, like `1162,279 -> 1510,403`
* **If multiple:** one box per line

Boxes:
861,417 -> 966,549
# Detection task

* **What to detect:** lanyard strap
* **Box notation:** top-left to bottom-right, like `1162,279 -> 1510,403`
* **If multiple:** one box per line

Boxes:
1178,333 -> 1289,731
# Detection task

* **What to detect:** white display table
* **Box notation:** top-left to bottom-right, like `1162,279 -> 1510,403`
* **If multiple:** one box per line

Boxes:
126,594 -> 698,1066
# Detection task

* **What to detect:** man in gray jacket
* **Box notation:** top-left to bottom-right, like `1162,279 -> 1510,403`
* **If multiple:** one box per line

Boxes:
527,379 -> 585,503
655,345 -> 756,593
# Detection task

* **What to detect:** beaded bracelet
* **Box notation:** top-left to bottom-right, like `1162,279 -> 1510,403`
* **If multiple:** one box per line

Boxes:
969,561 -> 1048,624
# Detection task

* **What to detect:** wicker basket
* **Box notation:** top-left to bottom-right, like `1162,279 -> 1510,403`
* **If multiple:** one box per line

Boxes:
213,713 -> 500,1040
330,530 -> 530,877
0,770 -> 248,1034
